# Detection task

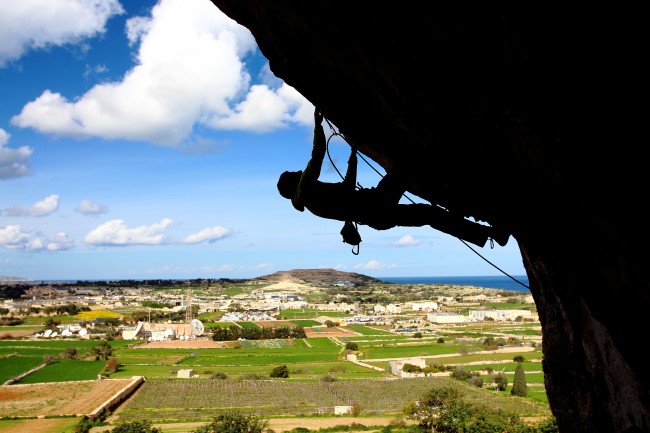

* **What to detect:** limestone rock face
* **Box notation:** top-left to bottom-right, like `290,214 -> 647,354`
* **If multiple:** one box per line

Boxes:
210,2 -> 649,432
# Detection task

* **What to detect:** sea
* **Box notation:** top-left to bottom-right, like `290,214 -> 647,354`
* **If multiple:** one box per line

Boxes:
380,275 -> 530,293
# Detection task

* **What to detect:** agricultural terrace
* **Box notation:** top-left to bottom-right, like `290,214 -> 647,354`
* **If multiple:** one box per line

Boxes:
115,376 -> 551,424
0,379 -> 135,418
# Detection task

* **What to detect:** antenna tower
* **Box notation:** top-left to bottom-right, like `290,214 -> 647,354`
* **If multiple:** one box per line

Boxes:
185,287 -> 192,323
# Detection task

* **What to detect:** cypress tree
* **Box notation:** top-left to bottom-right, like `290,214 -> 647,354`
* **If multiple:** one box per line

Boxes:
511,361 -> 528,396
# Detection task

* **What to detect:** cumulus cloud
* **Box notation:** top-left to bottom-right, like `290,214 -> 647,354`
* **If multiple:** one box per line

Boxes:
84,218 -> 235,247
181,226 -> 233,244
0,128 -> 32,180
46,232 -> 74,251
11,0 -> 313,146
394,235 -> 421,247
4,194 -> 59,217
74,199 -> 109,215
84,218 -> 174,246
0,0 -> 124,67
0,225 -> 31,250
0,225 -> 72,252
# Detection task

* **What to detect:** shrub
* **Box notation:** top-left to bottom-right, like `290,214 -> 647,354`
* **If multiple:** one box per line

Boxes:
105,357 -> 120,374
468,375 -> 483,388
192,411 -> 270,433
211,372 -> 228,380
270,365 -> 289,378
345,342 -> 358,351
320,374 -> 337,383
112,420 -> 162,433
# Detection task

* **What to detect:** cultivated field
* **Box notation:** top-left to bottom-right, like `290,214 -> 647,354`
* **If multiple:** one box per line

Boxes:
0,379 -> 135,417
114,376 -> 550,424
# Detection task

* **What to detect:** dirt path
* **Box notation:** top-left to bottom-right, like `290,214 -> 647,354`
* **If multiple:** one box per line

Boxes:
92,416 -> 409,433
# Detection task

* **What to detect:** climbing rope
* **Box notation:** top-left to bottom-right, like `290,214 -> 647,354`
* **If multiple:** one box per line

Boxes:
322,115 -> 529,291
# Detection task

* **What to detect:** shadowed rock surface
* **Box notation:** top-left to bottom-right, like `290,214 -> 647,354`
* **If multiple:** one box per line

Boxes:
209,2 -> 649,432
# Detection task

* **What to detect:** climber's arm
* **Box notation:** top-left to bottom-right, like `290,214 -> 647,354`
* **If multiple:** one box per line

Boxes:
292,109 -> 326,211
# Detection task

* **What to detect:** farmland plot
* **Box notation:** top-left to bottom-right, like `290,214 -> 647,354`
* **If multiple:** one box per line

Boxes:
115,377 -> 551,423
0,379 -> 134,417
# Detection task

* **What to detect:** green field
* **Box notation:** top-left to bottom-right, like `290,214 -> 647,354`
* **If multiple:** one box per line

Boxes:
18,358 -> 105,383
345,324 -> 395,336
0,355 -> 43,383
236,321 -> 262,329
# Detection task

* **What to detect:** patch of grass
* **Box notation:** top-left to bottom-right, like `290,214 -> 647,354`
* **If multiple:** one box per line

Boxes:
291,320 -> 321,327
0,355 -> 43,383
18,359 -> 105,383
345,325 -> 394,336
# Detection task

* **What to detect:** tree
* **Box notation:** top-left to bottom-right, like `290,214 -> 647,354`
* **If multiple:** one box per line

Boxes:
193,411 -> 270,433
345,342 -> 358,351
105,357 -> 120,374
270,365 -> 289,378
492,371 -> 508,391
513,355 -> 526,363
92,341 -> 113,360
325,320 -> 337,328
511,361 -> 528,397
112,420 -> 161,433
402,363 -> 423,373
61,347 -> 78,359
403,386 -> 461,431
413,332 -> 423,338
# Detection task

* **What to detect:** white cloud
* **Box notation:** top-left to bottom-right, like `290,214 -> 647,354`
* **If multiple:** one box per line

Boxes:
0,0 -> 124,67
75,199 -> 109,215
395,235 -> 421,247
11,0 -> 313,146
181,226 -> 233,244
84,218 -> 174,246
0,225 -> 31,250
0,225 -> 70,252
46,232 -> 74,251
4,194 -> 59,217
0,128 -> 32,180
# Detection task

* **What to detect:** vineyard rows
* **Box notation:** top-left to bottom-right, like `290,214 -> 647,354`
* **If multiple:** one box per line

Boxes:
116,377 -> 551,423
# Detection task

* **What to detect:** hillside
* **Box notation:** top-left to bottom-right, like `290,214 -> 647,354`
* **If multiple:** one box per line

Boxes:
255,268 -> 383,286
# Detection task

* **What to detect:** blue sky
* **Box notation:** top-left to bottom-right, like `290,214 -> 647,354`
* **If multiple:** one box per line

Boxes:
0,0 -> 525,281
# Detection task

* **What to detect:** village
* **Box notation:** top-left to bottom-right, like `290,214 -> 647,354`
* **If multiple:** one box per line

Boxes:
0,274 -> 537,343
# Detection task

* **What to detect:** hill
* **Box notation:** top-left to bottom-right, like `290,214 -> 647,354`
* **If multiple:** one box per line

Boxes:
255,268 -> 383,286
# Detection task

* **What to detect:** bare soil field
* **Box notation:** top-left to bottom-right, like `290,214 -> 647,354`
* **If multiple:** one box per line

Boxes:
256,320 -> 299,328
304,327 -> 360,338
0,379 -> 134,417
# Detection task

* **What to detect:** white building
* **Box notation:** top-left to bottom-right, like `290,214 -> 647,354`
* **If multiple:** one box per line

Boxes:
468,309 -> 533,321
408,301 -> 438,311
427,312 -> 465,323
389,358 -> 427,378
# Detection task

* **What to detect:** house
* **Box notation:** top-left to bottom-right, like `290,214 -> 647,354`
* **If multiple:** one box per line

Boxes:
408,301 -> 438,311
389,358 -> 427,378
177,369 -> 194,378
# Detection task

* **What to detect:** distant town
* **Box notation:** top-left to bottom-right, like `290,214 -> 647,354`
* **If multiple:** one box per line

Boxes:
0,270 -> 537,343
